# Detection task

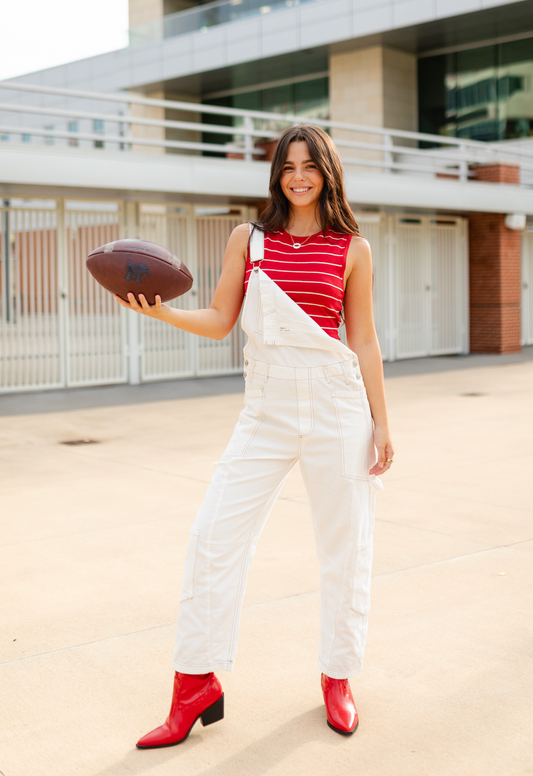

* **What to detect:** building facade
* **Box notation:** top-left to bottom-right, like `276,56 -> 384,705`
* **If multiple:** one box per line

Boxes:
1,0 -> 533,392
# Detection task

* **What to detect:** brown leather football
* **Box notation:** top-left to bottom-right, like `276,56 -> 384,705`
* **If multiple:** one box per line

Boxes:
86,238 -> 193,304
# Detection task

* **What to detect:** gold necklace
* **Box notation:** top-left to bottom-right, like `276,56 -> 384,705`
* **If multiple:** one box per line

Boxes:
287,230 -> 314,250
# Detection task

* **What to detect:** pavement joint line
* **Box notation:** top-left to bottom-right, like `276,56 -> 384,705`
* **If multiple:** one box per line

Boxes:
1,542 -> 524,669
1,441 -> 217,485
387,483 -> 533,514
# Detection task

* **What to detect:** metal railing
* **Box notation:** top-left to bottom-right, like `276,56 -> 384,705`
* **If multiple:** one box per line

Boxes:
1,80 -> 533,185
128,0 -> 317,47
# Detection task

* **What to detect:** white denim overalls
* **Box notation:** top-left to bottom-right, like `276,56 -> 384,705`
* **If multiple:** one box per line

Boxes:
173,226 -> 382,680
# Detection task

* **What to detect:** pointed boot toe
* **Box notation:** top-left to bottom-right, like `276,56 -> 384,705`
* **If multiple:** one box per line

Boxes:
321,673 -> 359,735
136,672 -> 224,749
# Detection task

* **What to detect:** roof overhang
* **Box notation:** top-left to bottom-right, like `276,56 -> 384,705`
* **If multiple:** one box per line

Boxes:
1,145 -> 532,214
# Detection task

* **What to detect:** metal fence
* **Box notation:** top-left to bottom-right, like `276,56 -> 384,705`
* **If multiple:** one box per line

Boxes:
1,198 -> 470,393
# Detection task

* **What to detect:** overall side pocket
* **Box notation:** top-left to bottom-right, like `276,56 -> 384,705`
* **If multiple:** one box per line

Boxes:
332,388 -> 372,479
351,539 -> 373,615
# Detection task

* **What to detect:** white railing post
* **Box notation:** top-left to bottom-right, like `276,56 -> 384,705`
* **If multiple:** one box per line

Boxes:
459,143 -> 468,182
383,133 -> 393,174
243,115 -> 254,162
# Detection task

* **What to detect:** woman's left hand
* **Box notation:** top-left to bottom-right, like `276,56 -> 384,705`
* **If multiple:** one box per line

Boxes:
369,425 -> 395,475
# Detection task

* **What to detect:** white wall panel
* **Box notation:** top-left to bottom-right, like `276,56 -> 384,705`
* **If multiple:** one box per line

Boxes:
522,229 -> 533,346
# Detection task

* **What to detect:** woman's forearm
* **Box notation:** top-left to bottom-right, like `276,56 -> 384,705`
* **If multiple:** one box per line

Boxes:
157,304 -> 235,340
350,338 -> 390,429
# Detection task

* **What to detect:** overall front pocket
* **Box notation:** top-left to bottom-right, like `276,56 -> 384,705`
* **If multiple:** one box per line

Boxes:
332,388 -> 373,478
222,387 -> 265,459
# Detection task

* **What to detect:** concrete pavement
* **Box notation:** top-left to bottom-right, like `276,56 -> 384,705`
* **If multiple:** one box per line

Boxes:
1,356 -> 532,776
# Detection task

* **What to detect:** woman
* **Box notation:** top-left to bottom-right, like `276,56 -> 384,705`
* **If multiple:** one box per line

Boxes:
116,124 -> 394,746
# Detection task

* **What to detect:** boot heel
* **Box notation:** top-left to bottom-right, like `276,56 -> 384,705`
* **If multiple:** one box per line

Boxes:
200,694 -> 224,727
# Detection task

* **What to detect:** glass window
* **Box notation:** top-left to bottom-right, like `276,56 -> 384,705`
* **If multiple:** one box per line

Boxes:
44,125 -> 54,145
201,76 -> 329,156
68,120 -> 79,147
93,119 -> 104,149
419,38 -> 533,143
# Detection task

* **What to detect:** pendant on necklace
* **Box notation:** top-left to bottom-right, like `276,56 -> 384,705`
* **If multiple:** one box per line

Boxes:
292,243 -> 301,249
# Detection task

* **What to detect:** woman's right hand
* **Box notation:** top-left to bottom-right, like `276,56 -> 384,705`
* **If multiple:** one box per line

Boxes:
115,292 -> 170,321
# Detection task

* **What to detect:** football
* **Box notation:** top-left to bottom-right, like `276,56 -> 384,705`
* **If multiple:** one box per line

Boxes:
86,238 -> 193,304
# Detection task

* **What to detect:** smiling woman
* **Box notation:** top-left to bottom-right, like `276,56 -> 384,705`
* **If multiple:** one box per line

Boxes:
115,122 -> 394,748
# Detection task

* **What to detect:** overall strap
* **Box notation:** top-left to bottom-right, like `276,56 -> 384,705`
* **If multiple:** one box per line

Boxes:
249,223 -> 264,267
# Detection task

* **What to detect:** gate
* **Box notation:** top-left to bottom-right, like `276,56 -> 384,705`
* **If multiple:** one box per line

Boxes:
522,227 -> 533,345
0,199 -> 125,393
139,205 -> 250,381
1,201 -> 62,392
64,203 -> 126,386
393,215 -> 467,360
1,199 -> 469,394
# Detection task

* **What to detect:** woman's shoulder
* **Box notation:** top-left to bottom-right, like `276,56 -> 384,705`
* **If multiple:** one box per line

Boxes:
233,222 -> 252,235
345,234 -> 372,275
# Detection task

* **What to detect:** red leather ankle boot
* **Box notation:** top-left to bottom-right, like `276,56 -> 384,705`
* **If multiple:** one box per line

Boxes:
321,673 -> 359,735
136,672 -> 224,749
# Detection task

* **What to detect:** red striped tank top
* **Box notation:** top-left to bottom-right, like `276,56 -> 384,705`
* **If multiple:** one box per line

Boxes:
245,227 -> 351,340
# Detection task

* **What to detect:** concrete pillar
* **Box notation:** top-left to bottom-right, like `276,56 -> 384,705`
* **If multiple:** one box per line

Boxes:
468,164 -> 522,354
329,46 -> 417,170
164,91 -> 201,156
129,0 -> 163,28
129,0 -> 201,28
129,90 -> 165,154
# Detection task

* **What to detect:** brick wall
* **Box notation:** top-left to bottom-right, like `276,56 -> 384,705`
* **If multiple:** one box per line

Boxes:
468,165 -> 522,352
470,164 -> 520,185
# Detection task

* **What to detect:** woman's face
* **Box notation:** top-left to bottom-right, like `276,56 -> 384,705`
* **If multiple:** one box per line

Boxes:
280,141 -> 324,213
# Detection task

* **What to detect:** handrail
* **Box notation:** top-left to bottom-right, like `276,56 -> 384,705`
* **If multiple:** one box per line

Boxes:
0,80 -> 531,183
3,79 -> 533,157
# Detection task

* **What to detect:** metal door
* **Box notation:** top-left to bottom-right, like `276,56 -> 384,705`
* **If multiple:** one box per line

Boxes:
430,217 -> 468,355
395,217 -> 431,358
394,215 -> 467,359
522,227 -> 533,345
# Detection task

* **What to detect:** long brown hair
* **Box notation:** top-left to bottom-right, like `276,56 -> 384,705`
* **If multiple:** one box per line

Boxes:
255,124 -> 360,237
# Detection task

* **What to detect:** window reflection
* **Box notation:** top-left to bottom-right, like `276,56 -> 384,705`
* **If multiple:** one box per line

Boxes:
419,38 -> 533,143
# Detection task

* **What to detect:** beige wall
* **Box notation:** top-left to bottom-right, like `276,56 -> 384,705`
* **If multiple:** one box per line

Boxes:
129,90 -> 165,154
129,0 -> 163,28
128,90 -> 202,155
129,0 -> 203,27
329,46 -> 417,171
164,92 -> 201,156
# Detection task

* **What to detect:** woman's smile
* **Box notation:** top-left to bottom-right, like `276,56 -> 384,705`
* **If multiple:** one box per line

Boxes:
281,140 -> 324,208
